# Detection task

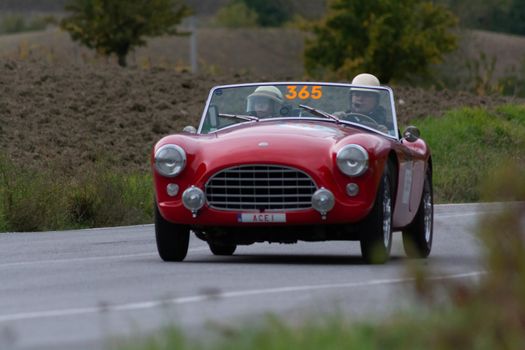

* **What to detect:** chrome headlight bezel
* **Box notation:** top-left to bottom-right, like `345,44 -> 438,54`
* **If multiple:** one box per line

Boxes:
154,144 -> 186,177
336,144 -> 369,177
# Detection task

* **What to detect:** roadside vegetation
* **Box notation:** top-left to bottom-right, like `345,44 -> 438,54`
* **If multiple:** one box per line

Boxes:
413,104 -> 525,203
0,156 -> 152,232
115,168 -> 525,350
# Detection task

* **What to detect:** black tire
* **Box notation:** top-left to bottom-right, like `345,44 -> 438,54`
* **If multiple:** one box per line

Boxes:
402,169 -> 433,258
208,242 -> 237,256
360,163 -> 394,264
154,202 -> 190,262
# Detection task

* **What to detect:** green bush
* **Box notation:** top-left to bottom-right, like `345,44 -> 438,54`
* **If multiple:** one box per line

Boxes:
304,0 -> 458,83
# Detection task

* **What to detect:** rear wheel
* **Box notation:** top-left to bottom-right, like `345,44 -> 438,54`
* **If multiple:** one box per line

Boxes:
402,169 -> 433,258
154,202 -> 190,262
208,242 -> 237,256
360,163 -> 394,264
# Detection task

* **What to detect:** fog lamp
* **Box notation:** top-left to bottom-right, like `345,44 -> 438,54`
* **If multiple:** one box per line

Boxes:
312,188 -> 335,218
182,186 -> 205,216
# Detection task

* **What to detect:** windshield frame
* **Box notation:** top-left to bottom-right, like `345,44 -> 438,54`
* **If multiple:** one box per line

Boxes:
197,82 -> 400,140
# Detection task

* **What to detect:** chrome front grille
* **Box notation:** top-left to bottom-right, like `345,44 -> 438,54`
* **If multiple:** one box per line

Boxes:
205,165 -> 317,211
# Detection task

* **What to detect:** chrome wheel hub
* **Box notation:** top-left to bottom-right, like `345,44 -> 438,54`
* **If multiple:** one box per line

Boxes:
382,180 -> 392,248
423,190 -> 433,243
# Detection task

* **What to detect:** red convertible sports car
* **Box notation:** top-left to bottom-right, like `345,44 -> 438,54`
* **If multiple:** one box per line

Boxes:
152,82 -> 433,264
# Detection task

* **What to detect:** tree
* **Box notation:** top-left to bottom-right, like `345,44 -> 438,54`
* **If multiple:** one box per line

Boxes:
61,0 -> 190,67
304,0 -> 458,83
506,0 -> 525,35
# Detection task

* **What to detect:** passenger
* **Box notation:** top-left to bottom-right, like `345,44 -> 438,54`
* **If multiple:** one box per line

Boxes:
246,86 -> 284,118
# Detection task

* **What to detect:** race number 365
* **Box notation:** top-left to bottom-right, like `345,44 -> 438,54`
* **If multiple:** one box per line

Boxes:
285,86 -> 322,100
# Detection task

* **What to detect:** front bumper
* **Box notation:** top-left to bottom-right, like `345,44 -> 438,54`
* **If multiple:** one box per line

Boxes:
157,197 -> 372,226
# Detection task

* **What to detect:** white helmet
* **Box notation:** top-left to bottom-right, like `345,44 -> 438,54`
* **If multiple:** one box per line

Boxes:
247,86 -> 284,116
352,73 -> 380,86
247,86 -> 284,103
350,73 -> 381,94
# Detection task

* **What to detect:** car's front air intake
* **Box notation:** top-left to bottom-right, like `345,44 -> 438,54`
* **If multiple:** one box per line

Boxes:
205,165 -> 317,211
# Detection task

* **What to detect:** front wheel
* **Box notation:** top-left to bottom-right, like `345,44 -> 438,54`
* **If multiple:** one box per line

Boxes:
155,202 -> 190,262
360,164 -> 394,264
402,169 -> 433,258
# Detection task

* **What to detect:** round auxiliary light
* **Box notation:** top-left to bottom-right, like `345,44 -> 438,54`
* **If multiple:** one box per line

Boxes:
346,183 -> 360,197
155,144 -> 186,177
336,144 -> 369,177
166,183 -> 179,197
311,188 -> 335,216
182,186 -> 205,213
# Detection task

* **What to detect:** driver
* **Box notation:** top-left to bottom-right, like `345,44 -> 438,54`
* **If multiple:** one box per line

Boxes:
336,73 -> 391,132
246,86 -> 284,118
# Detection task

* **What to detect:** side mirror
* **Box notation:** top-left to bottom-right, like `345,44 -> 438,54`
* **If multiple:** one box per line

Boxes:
182,125 -> 197,134
403,126 -> 420,142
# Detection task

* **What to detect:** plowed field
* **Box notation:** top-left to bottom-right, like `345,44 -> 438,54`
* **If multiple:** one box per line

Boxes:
0,59 -> 522,172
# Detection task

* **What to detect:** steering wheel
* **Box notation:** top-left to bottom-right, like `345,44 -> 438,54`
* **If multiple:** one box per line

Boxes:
343,112 -> 379,127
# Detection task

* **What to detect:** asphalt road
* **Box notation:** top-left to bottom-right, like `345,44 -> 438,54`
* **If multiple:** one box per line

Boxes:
0,203 -> 500,350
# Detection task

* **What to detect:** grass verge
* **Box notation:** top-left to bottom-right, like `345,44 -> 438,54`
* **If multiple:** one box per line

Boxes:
413,104 -> 525,203
0,155 -> 152,232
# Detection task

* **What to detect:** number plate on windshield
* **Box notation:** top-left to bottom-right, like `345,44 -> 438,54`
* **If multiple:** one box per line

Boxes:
237,213 -> 286,223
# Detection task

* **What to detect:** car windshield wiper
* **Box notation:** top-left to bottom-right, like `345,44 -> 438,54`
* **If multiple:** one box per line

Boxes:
299,104 -> 340,123
218,113 -> 259,122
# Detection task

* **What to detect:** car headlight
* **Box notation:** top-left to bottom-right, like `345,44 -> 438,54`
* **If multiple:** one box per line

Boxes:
154,144 -> 186,177
336,144 -> 368,177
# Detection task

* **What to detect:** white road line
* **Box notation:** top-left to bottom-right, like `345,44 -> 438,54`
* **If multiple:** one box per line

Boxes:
0,246 -> 209,269
0,270 -> 486,323
436,212 -> 492,218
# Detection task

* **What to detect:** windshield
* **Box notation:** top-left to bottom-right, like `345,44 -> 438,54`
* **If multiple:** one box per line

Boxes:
199,83 -> 397,137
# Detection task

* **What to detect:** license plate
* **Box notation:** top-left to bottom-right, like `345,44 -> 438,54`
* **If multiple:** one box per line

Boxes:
237,213 -> 286,223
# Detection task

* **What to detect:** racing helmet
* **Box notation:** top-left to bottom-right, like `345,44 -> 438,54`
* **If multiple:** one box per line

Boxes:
349,73 -> 381,113
246,86 -> 284,117
350,73 -> 381,93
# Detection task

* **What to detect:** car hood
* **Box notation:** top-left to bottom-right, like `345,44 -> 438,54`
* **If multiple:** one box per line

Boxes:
187,120 -> 379,171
